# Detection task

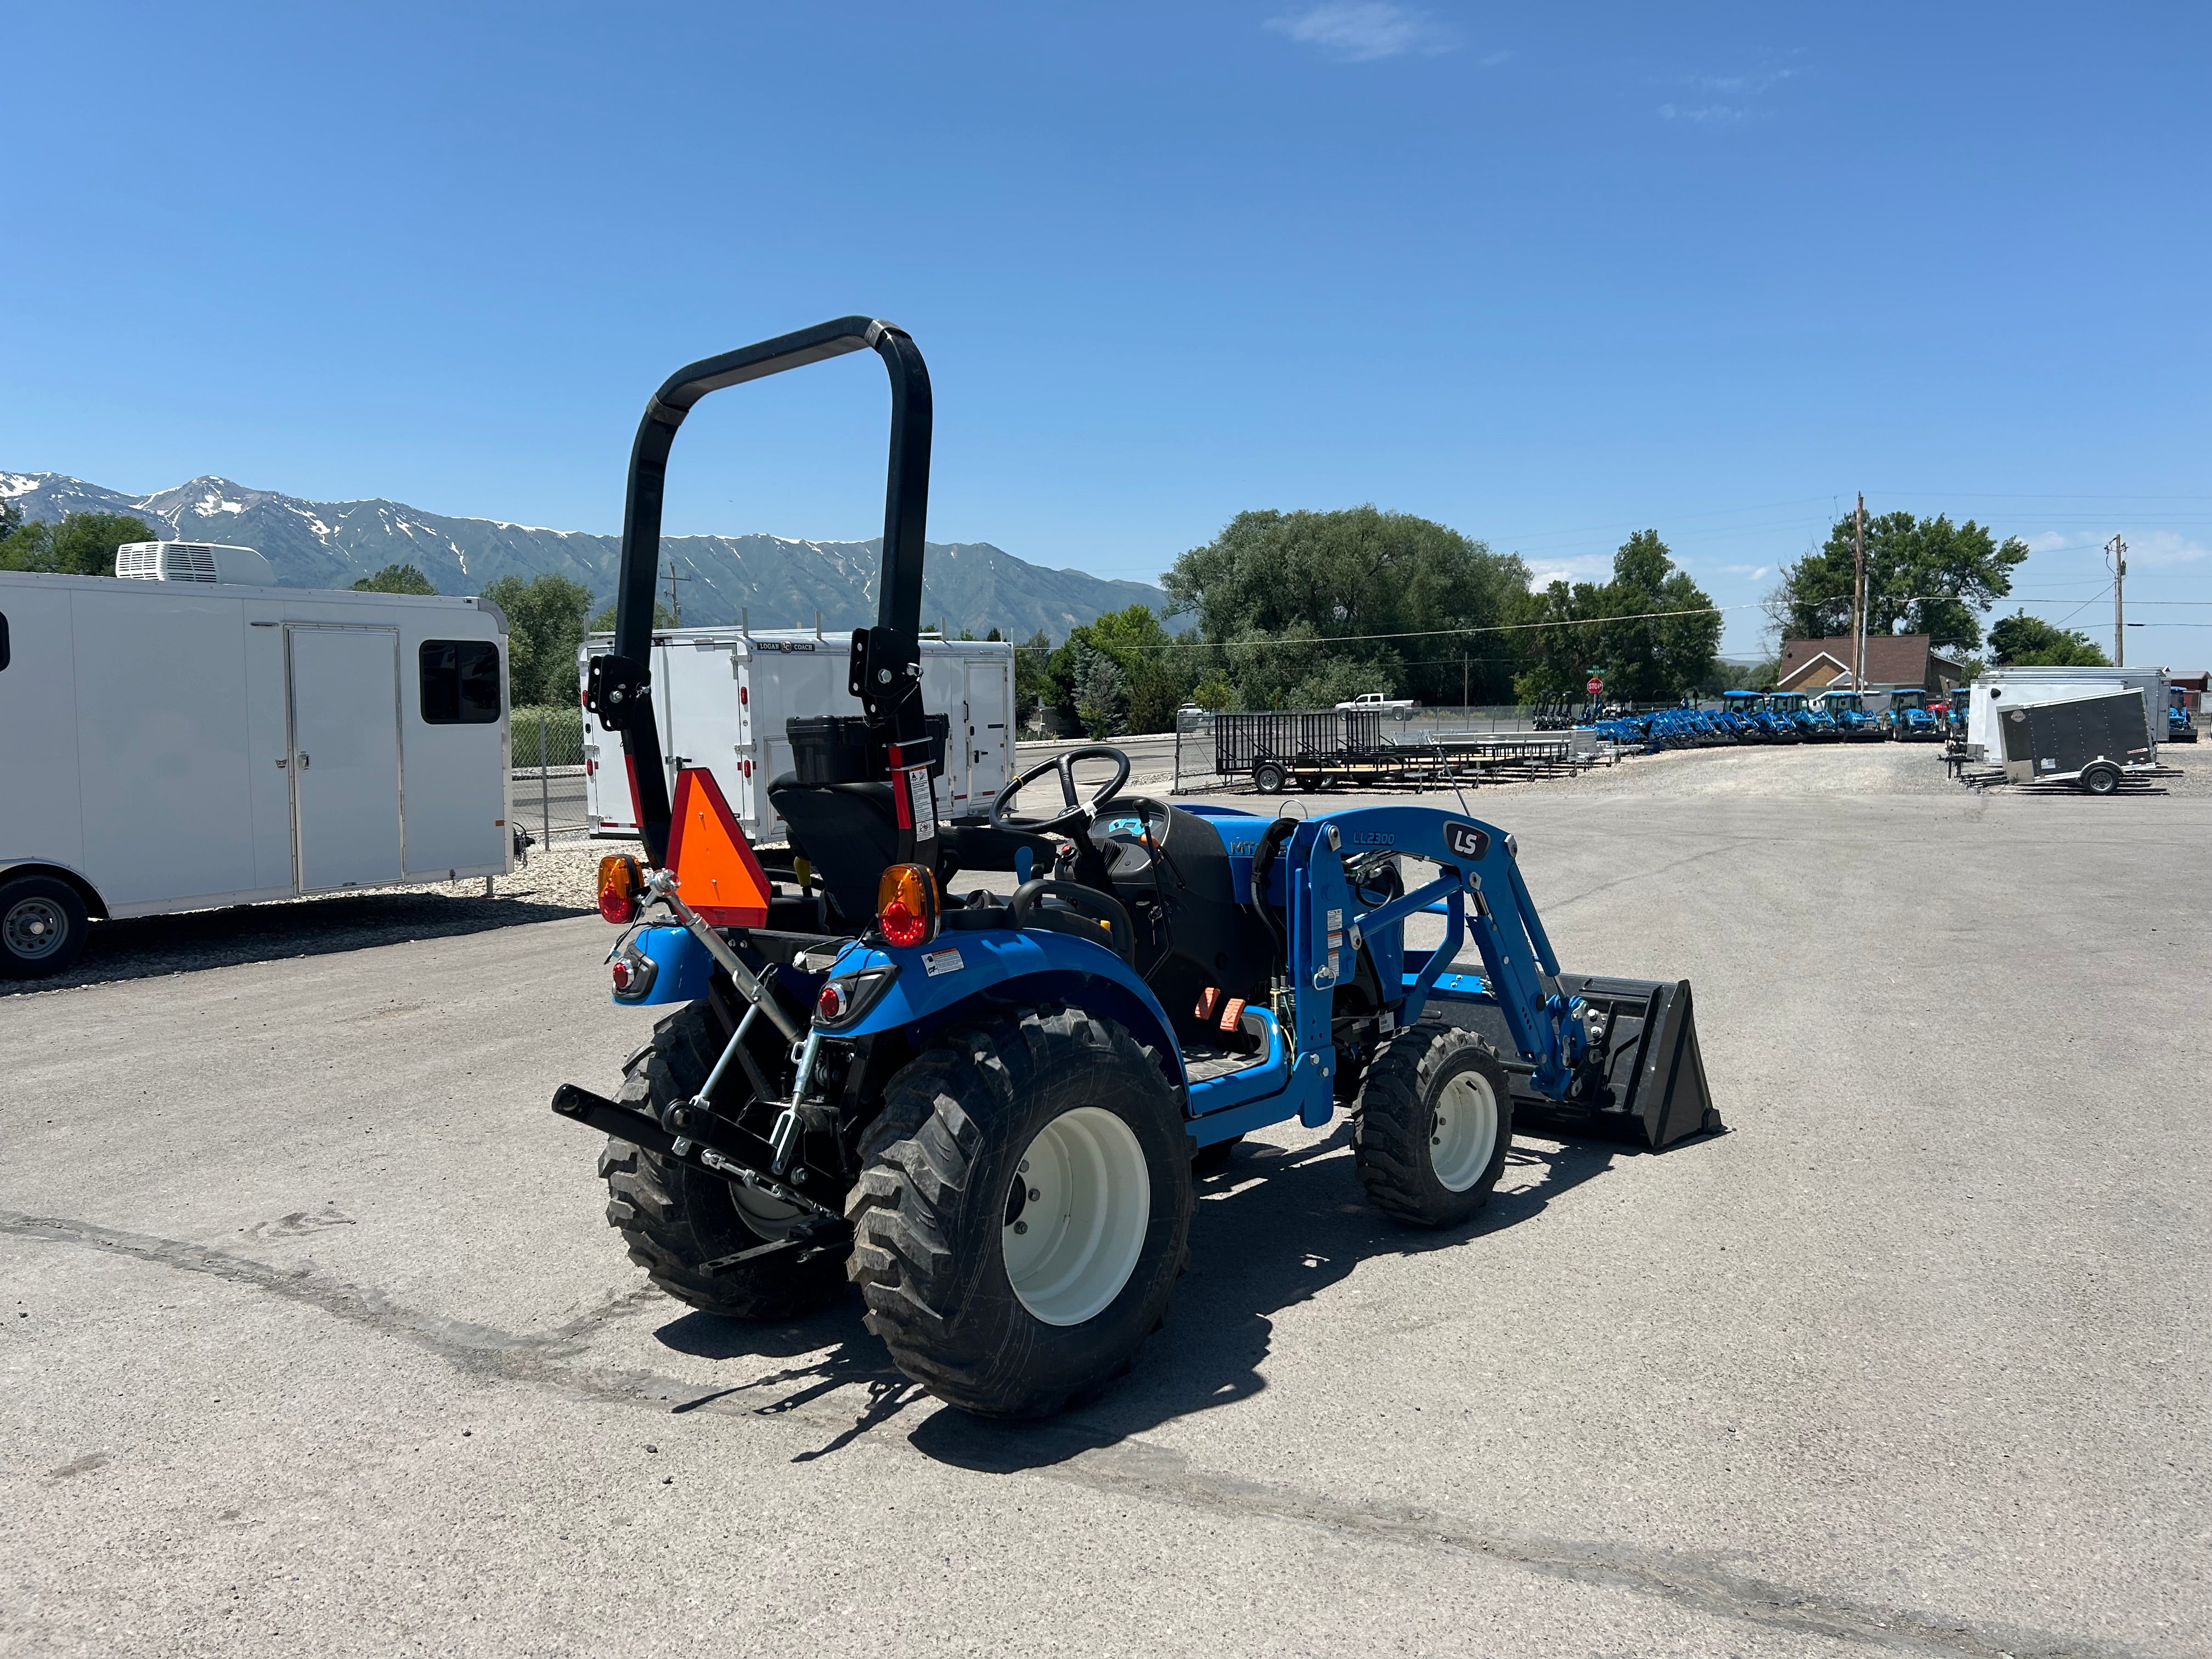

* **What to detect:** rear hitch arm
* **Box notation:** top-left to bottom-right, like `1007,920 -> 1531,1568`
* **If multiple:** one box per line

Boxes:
550,1082 -> 842,1223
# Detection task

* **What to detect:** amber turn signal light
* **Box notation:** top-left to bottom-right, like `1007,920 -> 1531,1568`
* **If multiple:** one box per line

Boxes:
597,854 -> 643,924
875,862 -> 939,949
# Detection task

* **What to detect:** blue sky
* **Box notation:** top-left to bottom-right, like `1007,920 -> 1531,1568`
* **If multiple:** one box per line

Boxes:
5,2 -> 2208,663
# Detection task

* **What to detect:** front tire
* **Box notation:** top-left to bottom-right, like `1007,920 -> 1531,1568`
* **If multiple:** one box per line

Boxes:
599,1001 -> 847,1319
2080,763 -> 2121,795
1254,761 -> 1287,795
1353,1019 -> 1513,1228
847,1005 -> 1194,1418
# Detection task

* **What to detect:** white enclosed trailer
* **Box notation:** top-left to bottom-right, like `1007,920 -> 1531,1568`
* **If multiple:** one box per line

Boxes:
579,628 -> 1014,845
1966,665 -> 2168,763
1,559 -> 511,977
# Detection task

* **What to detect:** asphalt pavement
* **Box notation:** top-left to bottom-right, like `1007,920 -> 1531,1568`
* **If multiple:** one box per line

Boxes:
3,746 -> 2207,1658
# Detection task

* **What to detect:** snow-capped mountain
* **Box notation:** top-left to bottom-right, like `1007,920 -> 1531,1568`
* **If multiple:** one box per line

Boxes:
0,472 -> 1180,640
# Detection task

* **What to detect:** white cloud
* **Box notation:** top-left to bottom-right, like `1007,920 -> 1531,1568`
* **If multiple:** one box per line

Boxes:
1523,555 -> 1616,589
2123,529 -> 2210,569
1720,564 -> 1770,579
1696,67 -> 1796,95
1660,102 -> 1747,124
1266,3 -> 1460,61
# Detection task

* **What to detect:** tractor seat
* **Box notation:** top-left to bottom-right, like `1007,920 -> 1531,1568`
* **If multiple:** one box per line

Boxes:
768,778 -> 901,926
768,774 -> 1060,930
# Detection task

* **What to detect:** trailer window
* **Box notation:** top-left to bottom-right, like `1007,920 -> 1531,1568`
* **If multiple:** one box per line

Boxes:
419,640 -> 501,724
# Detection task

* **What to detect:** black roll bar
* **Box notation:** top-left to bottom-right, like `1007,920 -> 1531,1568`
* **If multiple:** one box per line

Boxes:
590,317 -> 934,867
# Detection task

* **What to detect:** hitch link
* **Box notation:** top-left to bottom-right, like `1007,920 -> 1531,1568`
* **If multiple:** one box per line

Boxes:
645,868 -> 803,1042
769,1030 -> 826,1174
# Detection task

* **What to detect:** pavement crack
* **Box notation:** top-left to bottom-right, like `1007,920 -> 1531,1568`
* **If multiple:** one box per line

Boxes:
0,1209 -> 2165,1658
1542,838 -> 1758,913
1020,1441 -> 2145,1659
0,1209 -> 662,1405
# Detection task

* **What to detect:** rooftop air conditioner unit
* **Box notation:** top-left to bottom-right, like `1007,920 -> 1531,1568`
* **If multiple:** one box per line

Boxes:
113,541 -> 275,585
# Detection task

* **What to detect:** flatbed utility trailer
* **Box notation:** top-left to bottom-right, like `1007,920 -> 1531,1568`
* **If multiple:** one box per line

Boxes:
547,318 -> 1719,1419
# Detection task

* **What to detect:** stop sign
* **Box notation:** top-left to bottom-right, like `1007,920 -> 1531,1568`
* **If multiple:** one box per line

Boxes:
1586,677 -> 1604,696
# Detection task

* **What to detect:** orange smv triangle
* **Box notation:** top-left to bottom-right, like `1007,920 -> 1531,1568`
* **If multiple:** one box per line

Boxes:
665,768 -> 772,928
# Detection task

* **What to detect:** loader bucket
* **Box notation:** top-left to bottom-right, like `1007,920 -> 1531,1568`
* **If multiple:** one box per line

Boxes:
1439,974 -> 1721,1149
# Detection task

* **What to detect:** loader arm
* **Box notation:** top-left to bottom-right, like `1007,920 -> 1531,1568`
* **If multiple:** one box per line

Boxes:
593,317 -> 934,866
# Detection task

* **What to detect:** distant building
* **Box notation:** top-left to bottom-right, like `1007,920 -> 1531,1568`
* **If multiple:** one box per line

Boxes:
1777,634 -> 1964,694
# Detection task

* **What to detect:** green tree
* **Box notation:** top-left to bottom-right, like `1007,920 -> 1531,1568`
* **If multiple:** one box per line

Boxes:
1069,644 -> 1128,738
483,573 -> 595,707
1013,629 -> 1055,727
352,563 -> 438,595
587,597 -> 678,632
1513,531 -> 1721,703
1189,669 -> 1238,712
0,511 -> 153,575
1771,511 -> 2027,656
1044,605 -> 1190,733
1987,611 -> 2111,668
1164,506 -> 1528,709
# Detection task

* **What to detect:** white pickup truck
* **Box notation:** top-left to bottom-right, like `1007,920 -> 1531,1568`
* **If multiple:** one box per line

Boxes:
1335,691 -> 1417,715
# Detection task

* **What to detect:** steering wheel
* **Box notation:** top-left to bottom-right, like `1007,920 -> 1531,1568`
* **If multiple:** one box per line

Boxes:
989,744 -> 1131,837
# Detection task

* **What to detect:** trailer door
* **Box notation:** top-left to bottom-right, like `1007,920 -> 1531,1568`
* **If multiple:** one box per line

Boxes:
287,626 -> 403,890
966,657 -> 1009,811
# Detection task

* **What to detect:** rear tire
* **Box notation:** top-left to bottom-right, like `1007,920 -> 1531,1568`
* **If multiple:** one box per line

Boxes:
0,874 -> 89,980
1254,761 -> 1287,795
847,1005 -> 1193,1418
1353,1019 -> 1512,1228
600,1001 -> 847,1319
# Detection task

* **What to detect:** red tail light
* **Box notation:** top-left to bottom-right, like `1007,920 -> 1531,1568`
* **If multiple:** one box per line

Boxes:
876,863 -> 939,949
597,854 -> 642,924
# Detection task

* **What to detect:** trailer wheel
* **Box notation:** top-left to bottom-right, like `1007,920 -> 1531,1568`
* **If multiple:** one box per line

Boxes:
0,874 -> 89,980
848,1004 -> 1194,1418
599,1001 -> 847,1319
1353,1019 -> 1512,1228
2079,763 -> 2121,796
1253,761 -> 1287,795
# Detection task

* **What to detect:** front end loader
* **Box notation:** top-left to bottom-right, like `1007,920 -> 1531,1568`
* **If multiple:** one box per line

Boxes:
550,319 -> 1722,1418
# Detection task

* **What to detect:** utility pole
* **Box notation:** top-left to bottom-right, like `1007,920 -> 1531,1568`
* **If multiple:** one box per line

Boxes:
664,562 -> 692,627
1462,655 -> 1469,713
1853,493 -> 1867,688
2107,534 -> 2127,665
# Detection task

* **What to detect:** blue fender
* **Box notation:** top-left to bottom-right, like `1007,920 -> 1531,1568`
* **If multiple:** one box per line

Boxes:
824,924 -> 1188,1088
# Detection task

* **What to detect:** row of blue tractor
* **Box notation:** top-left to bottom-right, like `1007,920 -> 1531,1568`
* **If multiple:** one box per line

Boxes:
1587,689 -> 1920,753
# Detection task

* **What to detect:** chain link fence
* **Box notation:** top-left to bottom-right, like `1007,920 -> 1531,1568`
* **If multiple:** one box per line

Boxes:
511,705 -> 591,854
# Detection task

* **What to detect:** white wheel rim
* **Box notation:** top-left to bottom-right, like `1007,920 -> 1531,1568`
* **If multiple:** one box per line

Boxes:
1003,1106 -> 1151,1327
729,1181 -> 805,1240
1431,1069 -> 1499,1192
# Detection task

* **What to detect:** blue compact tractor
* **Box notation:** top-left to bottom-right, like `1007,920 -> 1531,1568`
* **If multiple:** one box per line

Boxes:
1883,689 -> 1942,743
1814,691 -> 1884,741
1722,690 -> 1792,742
551,320 -> 1720,1418
2169,687 -> 2198,744
1762,691 -> 1826,740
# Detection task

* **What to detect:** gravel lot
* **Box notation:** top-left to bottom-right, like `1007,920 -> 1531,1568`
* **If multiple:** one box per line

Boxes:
4,738 -> 2205,1657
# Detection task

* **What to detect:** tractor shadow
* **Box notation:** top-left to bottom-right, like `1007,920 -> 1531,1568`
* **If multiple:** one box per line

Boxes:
650,1125 -> 1622,1466
906,1126 -> 1620,1474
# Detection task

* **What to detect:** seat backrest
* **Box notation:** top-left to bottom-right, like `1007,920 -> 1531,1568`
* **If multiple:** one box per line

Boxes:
767,777 -> 900,926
